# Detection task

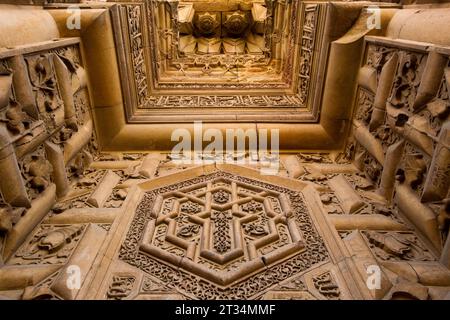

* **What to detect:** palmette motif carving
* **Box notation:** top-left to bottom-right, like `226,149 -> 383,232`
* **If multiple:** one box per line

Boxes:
212,189 -> 230,204
104,189 -> 128,208
243,219 -> 269,237
242,200 -> 263,213
320,193 -> 342,214
73,169 -> 106,191
0,100 -> 32,136
176,221 -> 200,238
119,171 -> 329,299
180,201 -> 201,214
362,152 -> 383,186
51,193 -> 89,215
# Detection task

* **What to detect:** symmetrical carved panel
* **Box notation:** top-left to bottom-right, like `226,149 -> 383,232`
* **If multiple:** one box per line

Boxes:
119,171 -> 329,299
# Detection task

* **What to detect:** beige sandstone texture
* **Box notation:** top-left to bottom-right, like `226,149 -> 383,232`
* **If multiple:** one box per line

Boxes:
0,0 -> 449,300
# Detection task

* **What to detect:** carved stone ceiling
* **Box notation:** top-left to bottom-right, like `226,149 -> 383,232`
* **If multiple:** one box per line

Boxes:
2,3 -> 450,302
112,0 -> 327,122
163,1 -> 275,84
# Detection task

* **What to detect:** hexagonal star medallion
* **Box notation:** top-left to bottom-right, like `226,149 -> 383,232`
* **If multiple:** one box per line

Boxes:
119,166 -> 329,299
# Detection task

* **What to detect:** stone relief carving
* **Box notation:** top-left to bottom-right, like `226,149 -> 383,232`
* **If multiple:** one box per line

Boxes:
19,145 -> 53,200
437,200 -> 450,241
320,193 -> 342,215
361,151 -> 383,186
276,275 -> 307,291
140,275 -> 173,293
297,152 -> 334,164
373,125 -> 400,153
22,270 -> 62,300
362,231 -> 435,261
140,93 -> 302,109
366,45 -> 395,73
119,171 -> 329,299
104,189 -> 128,209
10,224 -> 85,265
127,5 -> 149,107
0,38 -> 98,282
147,0 -> 277,84
298,4 -> 319,105
1,3 -> 450,302
313,271 -> 341,300
413,64 -> 450,138
106,275 -> 136,300
388,51 -> 426,112
396,142 -> 430,196
355,89 -> 375,126
25,53 -> 64,132
348,38 -> 450,258
0,101 -> 32,136
112,1 -> 326,122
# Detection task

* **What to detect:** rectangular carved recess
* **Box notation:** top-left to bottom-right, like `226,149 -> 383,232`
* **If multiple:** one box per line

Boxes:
111,0 -> 328,123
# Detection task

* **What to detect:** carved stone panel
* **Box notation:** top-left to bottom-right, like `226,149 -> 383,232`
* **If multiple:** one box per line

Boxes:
10,224 -> 86,265
362,230 -> 435,262
119,170 -> 329,299
111,1 -> 328,123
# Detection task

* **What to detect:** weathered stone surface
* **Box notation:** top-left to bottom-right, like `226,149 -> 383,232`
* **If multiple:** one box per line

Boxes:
0,2 -> 449,301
